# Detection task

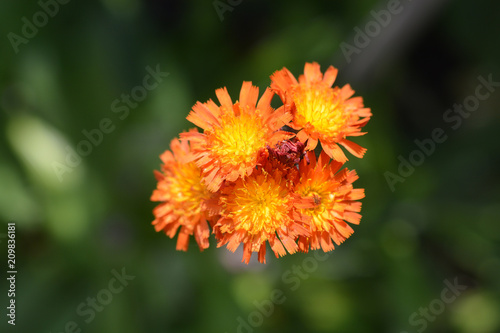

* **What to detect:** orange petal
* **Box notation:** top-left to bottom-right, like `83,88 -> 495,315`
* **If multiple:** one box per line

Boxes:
194,219 -> 210,250
187,102 -> 220,129
176,228 -> 190,251
257,87 -> 274,112
340,139 -> 367,158
269,236 -> 286,258
302,62 -> 322,84
306,137 -> 318,150
239,81 -> 259,107
322,66 -> 338,87
215,87 -> 233,109
340,84 -> 355,99
258,243 -> 267,264
296,129 -> 309,144
321,142 -> 348,163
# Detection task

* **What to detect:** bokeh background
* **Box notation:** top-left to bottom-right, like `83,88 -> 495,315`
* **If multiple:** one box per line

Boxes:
1,0 -> 500,332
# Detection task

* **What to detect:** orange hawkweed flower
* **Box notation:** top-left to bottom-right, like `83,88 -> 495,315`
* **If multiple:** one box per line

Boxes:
295,151 -> 365,252
214,163 -> 312,264
151,63 -> 372,264
151,132 -> 218,251
181,81 -> 292,192
271,62 -> 371,163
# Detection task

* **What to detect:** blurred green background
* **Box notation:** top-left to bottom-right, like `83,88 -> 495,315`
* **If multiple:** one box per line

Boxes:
1,0 -> 500,332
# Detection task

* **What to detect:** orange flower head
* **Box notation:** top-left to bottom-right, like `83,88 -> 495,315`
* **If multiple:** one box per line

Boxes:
151,131 -> 218,251
151,64 -> 371,264
295,151 -> 365,252
181,81 -> 292,192
271,62 -> 372,163
214,163 -> 312,264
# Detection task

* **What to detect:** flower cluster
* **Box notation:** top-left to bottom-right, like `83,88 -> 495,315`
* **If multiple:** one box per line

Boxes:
151,62 -> 371,264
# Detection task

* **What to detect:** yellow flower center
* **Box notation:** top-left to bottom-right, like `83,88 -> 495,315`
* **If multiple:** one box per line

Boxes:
296,183 -> 336,231
169,162 -> 211,215
228,171 -> 290,235
292,83 -> 348,137
209,106 -> 267,167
